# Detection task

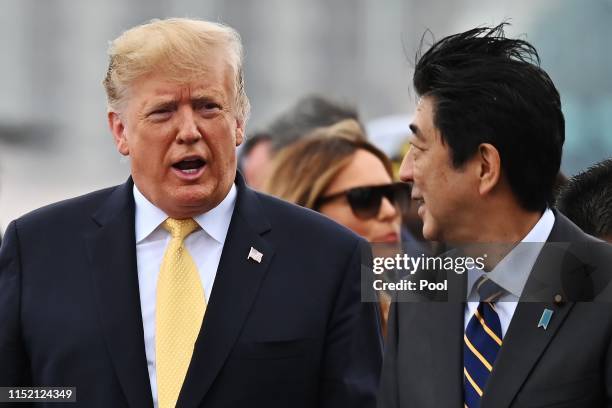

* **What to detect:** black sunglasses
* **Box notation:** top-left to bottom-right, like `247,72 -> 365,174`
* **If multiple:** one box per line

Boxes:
315,182 -> 411,220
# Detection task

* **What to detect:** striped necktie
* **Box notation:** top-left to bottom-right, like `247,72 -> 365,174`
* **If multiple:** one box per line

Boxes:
464,276 -> 504,408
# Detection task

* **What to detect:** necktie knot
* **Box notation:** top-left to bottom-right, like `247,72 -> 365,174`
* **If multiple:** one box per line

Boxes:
163,218 -> 199,241
475,275 -> 505,303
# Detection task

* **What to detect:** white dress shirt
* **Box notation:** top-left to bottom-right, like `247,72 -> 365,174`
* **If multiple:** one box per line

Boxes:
464,208 -> 555,338
133,183 -> 237,408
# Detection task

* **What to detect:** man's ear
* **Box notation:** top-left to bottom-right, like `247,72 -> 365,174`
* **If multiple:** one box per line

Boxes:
108,111 -> 129,156
235,118 -> 245,147
477,143 -> 501,196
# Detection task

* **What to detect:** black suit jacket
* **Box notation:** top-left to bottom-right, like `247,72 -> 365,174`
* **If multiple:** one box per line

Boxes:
378,212 -> 612,408
0,175 -> 382,407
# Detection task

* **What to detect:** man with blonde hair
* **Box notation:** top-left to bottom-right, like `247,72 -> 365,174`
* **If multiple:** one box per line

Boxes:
0,18 -> 382,407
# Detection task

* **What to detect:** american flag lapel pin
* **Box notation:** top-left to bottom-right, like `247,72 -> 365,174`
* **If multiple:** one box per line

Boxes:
247,247 -> 263,263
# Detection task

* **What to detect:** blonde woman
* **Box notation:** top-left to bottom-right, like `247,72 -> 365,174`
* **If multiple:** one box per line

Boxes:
263,119 -> 409,335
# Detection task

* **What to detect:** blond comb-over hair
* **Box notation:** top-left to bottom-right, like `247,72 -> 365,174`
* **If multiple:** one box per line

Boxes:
103,18 -> 250,122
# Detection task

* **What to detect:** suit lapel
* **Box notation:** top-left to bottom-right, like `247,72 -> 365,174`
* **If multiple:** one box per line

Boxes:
482,300 -> 574,407
431,268 -> 466,407
86,179 -> 154,408
178,175 -> 275,408
482,213 -> 590,408
430,302 -> 465,407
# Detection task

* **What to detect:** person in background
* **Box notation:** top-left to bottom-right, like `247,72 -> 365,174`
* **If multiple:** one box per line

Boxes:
239,95 -> 361,191
552,171 -> 568,201
263,119 -> 408,335
267,94 -> 362,153
366,116 -> 436,256
238,131 -> 272,190
557,158 -> 612,242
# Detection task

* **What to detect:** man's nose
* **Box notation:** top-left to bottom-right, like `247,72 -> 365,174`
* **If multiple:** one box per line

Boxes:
399,146 -> 414,182
176,107 -> 202,144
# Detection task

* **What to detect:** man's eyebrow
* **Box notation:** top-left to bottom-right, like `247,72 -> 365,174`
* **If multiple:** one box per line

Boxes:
191,96 -> 219,105
147,99 -> 178,112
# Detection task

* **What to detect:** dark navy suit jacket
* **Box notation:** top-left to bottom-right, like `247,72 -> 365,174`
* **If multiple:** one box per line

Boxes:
0,174 -> 382,407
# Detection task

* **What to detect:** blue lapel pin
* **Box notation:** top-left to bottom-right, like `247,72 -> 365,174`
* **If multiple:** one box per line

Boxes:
538,308 -> 554,330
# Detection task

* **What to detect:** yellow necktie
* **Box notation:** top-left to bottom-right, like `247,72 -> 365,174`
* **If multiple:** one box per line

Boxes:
156,218 -> 206,408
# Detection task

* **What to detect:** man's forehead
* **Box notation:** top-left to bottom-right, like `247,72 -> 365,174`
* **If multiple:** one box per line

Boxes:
133,75 -> 231,104
148,83 -> 224,98
134,57 -> 233,91
410,97 -> 441,142
411,100 -> 430,130
415,95 -> 434,112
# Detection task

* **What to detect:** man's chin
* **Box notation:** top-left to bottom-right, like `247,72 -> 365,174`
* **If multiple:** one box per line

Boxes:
421,222 -> 440,242
174,182 -> 233,212
156,186 -> 212,217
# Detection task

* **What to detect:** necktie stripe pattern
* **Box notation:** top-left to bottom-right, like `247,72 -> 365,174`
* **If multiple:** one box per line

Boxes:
464,276 -> 504,408
464,367 -> 483,396
156,218 -> 206,408
464,334 -> 493,371
473,308 -> 502,346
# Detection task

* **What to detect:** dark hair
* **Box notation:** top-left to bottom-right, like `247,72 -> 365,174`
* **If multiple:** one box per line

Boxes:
413,23 -> 565,212
267,95 -> 361,152
552,171 -> 568,201
556,158 -> 612,239
241,132 -> 271,156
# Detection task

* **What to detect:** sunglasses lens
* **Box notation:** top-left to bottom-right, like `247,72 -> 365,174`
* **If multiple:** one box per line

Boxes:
346,187 -> 383,220
345,183 -> 411,220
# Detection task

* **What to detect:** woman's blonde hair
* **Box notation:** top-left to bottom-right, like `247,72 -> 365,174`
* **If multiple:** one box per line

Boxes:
103,18 -> 250,122
263,119 -> 393,209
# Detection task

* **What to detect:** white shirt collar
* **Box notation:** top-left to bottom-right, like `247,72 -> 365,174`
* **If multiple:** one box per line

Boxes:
134,183 -> 237,244
467,208 -> 556,298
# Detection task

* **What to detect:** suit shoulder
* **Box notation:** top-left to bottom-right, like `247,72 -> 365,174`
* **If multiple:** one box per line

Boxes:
253,192 -> 362,247
13,185 -> 120,231
552,210 -> 605,244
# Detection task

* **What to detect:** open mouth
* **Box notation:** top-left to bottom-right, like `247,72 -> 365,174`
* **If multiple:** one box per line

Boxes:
172,157 -> 206,174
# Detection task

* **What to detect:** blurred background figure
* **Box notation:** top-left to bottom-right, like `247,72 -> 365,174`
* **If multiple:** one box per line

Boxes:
240,94 -> 362,191
366,114 -> 433,252
263,119 -> 400,242
366,114 -> 412,176
238,131 -> 272,190
262,119 -> 408,335
267,94 -> 362,153
556,157 -> 612,242
552,171 -> 569,201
